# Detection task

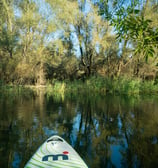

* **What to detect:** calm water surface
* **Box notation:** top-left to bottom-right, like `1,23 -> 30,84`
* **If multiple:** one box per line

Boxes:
0,88 -> 158,168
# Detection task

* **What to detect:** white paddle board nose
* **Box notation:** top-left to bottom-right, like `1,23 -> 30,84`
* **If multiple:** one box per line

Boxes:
25,135 -> 88,168
47,135 -> 64,143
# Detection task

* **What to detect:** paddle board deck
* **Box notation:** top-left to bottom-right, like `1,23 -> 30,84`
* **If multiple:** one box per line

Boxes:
24,135 -> 88,168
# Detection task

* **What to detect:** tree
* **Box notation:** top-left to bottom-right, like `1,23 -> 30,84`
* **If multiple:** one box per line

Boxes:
97,0 -> 158,78
74,0 -> 118,77
0,0 -> 18,58
0,0 -> 20,83
14,0 -> 58,85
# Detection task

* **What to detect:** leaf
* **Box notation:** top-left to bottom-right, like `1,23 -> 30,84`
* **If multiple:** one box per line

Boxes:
134,9 -> 140,14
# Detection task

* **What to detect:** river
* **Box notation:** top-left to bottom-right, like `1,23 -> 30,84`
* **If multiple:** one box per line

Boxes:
0,88 -> 158,168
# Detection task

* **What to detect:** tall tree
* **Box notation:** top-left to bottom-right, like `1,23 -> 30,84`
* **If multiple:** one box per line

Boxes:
74,0 -> 117,77
0,0 -> 18,58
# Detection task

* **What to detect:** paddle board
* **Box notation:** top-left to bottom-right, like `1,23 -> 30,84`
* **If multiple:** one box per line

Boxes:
24,135 -> 88,168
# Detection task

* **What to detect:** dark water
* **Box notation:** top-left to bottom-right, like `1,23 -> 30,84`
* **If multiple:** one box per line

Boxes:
0,88 -> 158,168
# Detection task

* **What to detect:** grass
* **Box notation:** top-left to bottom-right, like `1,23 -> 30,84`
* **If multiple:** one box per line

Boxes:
0,85 -> 36,101
45,76 -> 158,97
1,77 -> 158,98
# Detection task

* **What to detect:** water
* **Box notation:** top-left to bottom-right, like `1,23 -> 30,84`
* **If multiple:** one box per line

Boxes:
0,88 -> 158,168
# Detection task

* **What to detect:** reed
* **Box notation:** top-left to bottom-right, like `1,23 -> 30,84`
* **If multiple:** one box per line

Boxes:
45,77 -> 158,96
1,77 -> 158,99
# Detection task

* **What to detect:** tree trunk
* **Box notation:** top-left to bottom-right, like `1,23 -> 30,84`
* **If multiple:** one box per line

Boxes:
116,39 -> 127,77
134,58 -> 140,77
36,63 -> 46,85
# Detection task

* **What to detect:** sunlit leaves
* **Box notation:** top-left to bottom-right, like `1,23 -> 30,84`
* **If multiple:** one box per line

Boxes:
124,15 -> 156,61
0,0 -> 18,58
46,0 -> 79,26
112,4 -> 158,61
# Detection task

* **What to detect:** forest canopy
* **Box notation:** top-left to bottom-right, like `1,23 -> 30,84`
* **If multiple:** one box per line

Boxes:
0,0 -> 158,85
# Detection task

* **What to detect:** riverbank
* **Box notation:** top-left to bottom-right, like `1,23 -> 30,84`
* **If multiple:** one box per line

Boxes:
64,77 -> 158,95
1,77 -> 158,96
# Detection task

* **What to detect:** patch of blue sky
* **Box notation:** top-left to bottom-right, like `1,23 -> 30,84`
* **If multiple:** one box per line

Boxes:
34,0 -> 54,21
95,42 -> 100,54
14,6 -> 21,19
84,0 -> 92,14
78,0 -> 92,14
71,35 -> 81,57
118,42 -> 123,56
52,30 -> 64,41
14,0 -> 52,20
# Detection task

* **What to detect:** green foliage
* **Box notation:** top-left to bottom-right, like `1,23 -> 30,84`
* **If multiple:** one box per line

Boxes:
113,77 -> 141,95
0,0 -> 158,89
123,15 -> 157,61
96,0 -> 158,79
0,85 -> 36,101
112,7 -> 158,61
44,77 -> 158,97
140,80 -> 158,94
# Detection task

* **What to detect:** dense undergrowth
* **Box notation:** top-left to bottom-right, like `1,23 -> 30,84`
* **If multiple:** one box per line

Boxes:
45,77 -> 158,96
1,77 -> 158,97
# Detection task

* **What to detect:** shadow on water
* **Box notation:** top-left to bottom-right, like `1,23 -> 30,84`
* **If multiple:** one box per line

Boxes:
0,87 -> 158,168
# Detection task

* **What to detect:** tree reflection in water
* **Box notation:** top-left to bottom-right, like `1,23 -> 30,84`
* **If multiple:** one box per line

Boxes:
0,90 -> 158,168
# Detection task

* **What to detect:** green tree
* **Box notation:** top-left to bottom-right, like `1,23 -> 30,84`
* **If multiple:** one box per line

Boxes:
0,0 -> 20,83
14,0 -> 58,84
97,0 -> 158,78
74,0 -> 117,77
0,0 -> 18,58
